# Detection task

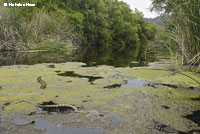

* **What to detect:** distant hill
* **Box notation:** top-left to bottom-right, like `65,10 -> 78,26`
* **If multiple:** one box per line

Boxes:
145,15 -> 169,26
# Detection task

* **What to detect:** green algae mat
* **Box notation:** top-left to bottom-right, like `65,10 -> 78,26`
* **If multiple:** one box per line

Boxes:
0,60 -> 200,134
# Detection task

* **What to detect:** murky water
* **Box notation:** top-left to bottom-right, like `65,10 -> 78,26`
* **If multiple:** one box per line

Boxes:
104,78 -> 147,89
121,79 -> 146,89
13,117 -> 35,125
13,118 -> 104,134
0,46 -> 156,67
104,84 -> 122,89
184,110 -> 200,127
57,71 -> 103,84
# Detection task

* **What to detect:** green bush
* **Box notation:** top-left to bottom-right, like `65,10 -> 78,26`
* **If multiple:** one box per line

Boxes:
36,40 -> 76,54
0,0 -> 157,52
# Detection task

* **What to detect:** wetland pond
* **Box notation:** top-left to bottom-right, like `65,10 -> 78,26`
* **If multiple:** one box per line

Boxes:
0,46 -> 200,134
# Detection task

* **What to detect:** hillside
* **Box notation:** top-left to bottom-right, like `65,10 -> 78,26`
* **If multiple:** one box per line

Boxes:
145,14 -> 169,26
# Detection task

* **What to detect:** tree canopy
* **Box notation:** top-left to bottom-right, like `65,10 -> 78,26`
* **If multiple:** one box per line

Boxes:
0,0 -> 157,51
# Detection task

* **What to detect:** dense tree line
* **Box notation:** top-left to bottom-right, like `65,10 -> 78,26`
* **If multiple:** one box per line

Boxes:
0,0 -> 157,51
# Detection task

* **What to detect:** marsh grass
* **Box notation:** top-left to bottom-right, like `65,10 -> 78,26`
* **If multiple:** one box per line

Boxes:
0,7 -> 77,51
152,0 -> 200,71
170,1 -> 200,70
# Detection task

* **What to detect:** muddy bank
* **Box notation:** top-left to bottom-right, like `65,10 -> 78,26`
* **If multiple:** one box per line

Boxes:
0,59 -> 200,134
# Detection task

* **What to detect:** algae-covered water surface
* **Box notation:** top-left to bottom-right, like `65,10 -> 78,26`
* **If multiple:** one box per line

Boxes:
0,49 -> 200,134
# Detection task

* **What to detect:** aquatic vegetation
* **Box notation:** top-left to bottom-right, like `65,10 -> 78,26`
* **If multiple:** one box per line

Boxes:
0,61 -> 200,133
156,71 -> 200,88
0,63 -> 127,115
128,68 -> 171,79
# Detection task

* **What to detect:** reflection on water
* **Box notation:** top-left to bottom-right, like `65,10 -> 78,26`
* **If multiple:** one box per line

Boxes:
121,79 -> 147,89
0,51 -> 74,66
0,46 -> 157,67
104,79 -> 147,89
75,46 -> 156,67
13,117 -> 104,134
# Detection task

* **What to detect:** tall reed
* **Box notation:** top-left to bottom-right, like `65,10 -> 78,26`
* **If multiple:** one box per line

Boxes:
152,0 -> 200,70
0,7 -> 76,51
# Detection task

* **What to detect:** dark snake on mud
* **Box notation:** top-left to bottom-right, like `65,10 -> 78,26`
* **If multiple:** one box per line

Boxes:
37,76 -> 47,89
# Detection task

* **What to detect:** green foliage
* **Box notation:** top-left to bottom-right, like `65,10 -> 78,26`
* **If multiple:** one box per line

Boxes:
145,14 -> 169,26
0,1 -> 77,51
35,40 -> 77,63
0,0 -> 157,52
36,41 -> 73,52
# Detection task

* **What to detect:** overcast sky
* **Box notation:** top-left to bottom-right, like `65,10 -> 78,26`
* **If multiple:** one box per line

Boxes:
121,0 -> 158,18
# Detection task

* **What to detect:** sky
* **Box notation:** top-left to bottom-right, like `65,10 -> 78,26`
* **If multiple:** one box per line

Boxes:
121,0 -> 158,18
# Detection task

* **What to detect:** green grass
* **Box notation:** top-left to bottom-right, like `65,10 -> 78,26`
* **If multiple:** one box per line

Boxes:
0,6 -> 76,51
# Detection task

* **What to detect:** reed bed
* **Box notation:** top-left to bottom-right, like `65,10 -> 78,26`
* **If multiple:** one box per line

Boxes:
0,7 -> 76,51
152,0 -> 200,70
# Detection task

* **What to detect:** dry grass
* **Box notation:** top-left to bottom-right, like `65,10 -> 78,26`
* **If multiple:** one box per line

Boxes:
0,7 -> 78,51
152,0 -> 200,71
